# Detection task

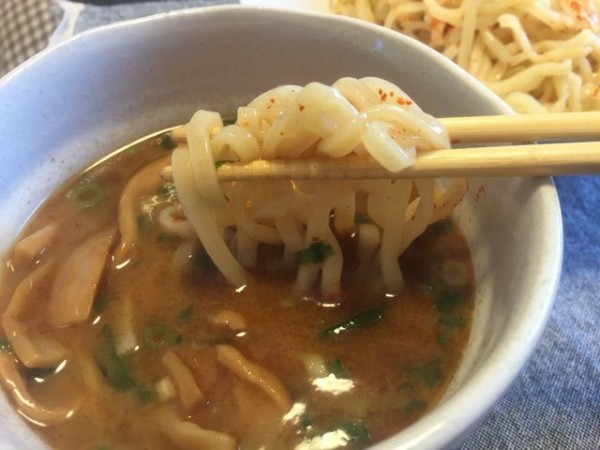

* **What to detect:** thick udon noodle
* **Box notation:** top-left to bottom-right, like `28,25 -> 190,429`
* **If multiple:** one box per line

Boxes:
332,0 -> 600,113
163,77 -> 466,298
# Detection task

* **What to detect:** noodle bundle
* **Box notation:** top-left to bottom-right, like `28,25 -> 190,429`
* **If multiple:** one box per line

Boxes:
167,77 -> 466,298
332,0 -> 600,113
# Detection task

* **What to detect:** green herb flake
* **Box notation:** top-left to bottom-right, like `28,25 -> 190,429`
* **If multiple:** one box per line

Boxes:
342,421 -> 371,448
435,291 -> 462,313
67,180 -> 104,209
136,386 -> 156,405
98,326 -> 154,405
299,413 -> 313,430
0,339 -> 11,352
328,357 -> 350,379
404,398 -> 427,415
179,306 -> 194,321
143,323 -> 177,349
99,325 -> 136,391
436,328 -> 455,347
297,241 -> 334,265
412,359 -> 443,389
136,213 -> 150,232
440,314 -> 466,327
159,134 -> 177,150
319,305 -> 387,339
215,160 -> 234,170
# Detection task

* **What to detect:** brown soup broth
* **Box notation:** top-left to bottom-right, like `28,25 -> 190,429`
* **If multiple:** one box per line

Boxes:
0,133 -> 474,450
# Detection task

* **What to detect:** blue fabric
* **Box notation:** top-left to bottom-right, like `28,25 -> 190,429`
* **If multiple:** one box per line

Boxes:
72,3 -> 600,448
459,177 -> 600,449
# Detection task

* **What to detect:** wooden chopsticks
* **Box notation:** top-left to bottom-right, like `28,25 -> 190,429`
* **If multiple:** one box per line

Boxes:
167,112 -> 600,179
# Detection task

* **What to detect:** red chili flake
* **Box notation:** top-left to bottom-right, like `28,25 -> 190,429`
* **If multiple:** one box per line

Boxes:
430,18 -> 441,28
380,93 -> 388,102
298,104 -> 305,111
396,97 -> 413,106
474,184 -> 487,202
389,91 -> 395,97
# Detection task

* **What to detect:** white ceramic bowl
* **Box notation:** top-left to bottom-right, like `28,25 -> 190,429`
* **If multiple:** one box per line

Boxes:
0,6 -> 562,450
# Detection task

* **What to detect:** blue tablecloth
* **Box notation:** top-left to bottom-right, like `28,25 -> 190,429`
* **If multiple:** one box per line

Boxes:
460,176 -> 600,450
7,1 -> 600,448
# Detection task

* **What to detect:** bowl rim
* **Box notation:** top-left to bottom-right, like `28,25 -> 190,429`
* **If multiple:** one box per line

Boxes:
0,5 -> 563,450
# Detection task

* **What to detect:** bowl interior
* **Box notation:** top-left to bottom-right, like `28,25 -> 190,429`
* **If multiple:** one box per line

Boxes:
0,6 -> 561,450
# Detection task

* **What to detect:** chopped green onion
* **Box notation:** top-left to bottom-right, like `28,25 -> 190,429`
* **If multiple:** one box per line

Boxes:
299,413 -> 313,430
440,314 -> 466,327
412,359 -> 443,389
143,323 -> 177,349
98,326 -> 154,405
435,290 -> 462,313
328,357 -> 350,379
404,398 -> 427,415
136,213 -> 150,231
179,305 -> 194,321
215,160 -> 235,170
342,421 -> 371,448
99,326 -> 136,391
159,134 -> 177,150
67,180 -> 104,209
297,241 -> 334,265
319,305 -> 387,339
436,328 -> 455,347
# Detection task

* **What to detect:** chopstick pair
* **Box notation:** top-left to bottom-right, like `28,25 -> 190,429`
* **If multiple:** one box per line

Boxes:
168,112 -> 600,180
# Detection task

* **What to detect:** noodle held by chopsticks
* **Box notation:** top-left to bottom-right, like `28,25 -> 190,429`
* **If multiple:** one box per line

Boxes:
167,77 -> 466,298
331,0 -> 600,113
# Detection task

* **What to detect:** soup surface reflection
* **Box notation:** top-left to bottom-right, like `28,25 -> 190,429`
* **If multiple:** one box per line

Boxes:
0,133 -> 474,450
